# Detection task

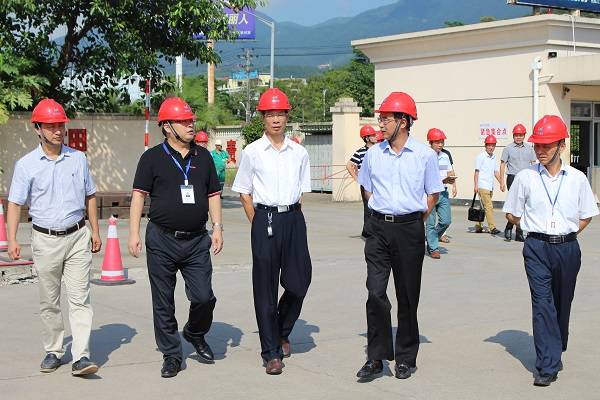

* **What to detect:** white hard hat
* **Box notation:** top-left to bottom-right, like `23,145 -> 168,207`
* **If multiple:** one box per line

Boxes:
215,139 -> 222,146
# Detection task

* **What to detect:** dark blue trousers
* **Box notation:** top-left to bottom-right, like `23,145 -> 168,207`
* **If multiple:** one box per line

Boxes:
523,236 -> 581,377
251,208 -> 312,362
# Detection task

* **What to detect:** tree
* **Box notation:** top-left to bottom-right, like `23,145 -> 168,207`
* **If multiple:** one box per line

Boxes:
480,16 -> 497,23
0,0 -> 264,112
240,115 -> 264,146
444,20 -> 465,27
0,51 -> 47,124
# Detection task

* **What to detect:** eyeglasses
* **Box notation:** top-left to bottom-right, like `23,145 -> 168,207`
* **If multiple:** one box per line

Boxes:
377,116 -> 396,124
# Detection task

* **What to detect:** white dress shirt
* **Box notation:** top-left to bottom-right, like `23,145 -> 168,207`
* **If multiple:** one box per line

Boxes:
502,163 -> 599,235
475,151 -> 499,191
232,134 -> 312,206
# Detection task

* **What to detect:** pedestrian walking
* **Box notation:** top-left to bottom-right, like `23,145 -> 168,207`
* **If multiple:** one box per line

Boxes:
473,135 -> 505,235
211,139 -> 229,194
128,97 -> 223,378
346,124 -> 378,238
355,92 -> 443,381
6,99 -> 102,376
503,115 -> 598,387
425,128 -> 457,259
500,123 -> 537,242
232,88 -> 312,375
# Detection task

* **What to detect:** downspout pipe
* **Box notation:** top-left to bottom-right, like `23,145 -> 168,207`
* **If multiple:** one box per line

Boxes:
532,57 -> 542,128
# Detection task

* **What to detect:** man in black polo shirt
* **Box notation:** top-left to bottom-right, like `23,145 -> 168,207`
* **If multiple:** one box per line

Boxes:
128,97 -> 223,378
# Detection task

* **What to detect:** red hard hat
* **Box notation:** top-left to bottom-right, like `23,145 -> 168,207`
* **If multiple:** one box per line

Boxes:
257,88 -> 291,111
375,92 -> 418,120
31,99 -> 70,124
360,125 -> 376,138
484,135 -> 497,144
427,128 -> 446,141
157,97 -> 195,124
512,123 -> 527,135
528,115 -> 569,144
375,131 -> 384,142
195,131 -> 208,143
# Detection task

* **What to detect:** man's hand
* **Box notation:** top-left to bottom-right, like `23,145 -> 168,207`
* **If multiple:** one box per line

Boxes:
500,183 -> 506,192
7,239 -> 20,260
128,235 -> 142,258
91,231 -> 102,253
474,185 -> 479,194
211,229 -> 223,255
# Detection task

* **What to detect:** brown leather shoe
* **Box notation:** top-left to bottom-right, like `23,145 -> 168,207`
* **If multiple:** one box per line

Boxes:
265,358 -> 283,375
430,250 -> 441,259
281,340 -> 291,358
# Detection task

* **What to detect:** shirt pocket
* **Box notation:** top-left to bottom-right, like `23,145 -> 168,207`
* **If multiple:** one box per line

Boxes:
64,165 -> 86,207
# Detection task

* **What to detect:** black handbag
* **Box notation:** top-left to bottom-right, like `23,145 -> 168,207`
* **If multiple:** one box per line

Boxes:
468,193 -> 486,222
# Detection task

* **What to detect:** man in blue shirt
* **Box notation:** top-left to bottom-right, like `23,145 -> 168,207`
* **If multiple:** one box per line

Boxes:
356,92 -> 443,381
6,99 -> 102,376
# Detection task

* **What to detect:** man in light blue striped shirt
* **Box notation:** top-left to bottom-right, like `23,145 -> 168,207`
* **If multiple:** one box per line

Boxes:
6,99 -> 101,377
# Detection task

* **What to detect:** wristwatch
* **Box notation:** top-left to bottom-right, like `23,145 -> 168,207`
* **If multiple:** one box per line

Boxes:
212,222 -> 224,231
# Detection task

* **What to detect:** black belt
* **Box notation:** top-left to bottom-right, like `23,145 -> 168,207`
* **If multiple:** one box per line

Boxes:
256,203 -> 301,213
151,221 -> 207,240
527,232 -> 577,244
370,210 -> 421,223
33,218 -> 86,236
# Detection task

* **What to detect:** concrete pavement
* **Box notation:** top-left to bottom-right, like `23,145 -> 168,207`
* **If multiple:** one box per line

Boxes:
1,191 -> 599,400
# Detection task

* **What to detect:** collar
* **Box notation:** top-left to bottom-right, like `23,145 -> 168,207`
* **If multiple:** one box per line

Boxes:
37,144 -> 69,161
484,151 -> 495,158
513,142 -> 525,147
260,134 -> 292,151
384,135 -> 415,155
538,162 -> 568,177
163,139 -> 197,158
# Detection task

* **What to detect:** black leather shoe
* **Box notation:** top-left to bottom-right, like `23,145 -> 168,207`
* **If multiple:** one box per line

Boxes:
356,360 -> 383,379
490,228 -> 501,235
71,357 -> 99,376
534,373 -> 557,387
515,231 -> 525,242
394,363 -> 413,379
40,353 -> 61,373
189,337 -> 214,363
161,357 -> 181,378
504,227 -> 512,241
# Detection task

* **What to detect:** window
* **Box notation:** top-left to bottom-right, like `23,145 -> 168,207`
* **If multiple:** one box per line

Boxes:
571,102 -> 592,118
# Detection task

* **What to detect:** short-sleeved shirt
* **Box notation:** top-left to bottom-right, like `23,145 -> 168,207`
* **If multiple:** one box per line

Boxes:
349,146 -> 368,170
475,151 -> 499,191
437,150 -> 453,189
358,136 -> 443,215
501,142 -> 536,175
502,163 -> 599,234
8,145 -> 96,229
232,134 -> 312,206
211,149 -> 229,180
132,140 -> 221,231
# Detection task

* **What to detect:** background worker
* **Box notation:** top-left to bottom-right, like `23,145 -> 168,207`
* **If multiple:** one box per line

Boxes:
473,135 -> 505,235
232,88 -> 312,375
195,130 -> 209,149
356,92 -> 442,381
500,123 -> 537,242
425,128 -> 457,259
6,99 -> 101,376
211,139 -> 229,195
128,97 -> 223,378
503,115 -> 598,387
346,125 -> 378,238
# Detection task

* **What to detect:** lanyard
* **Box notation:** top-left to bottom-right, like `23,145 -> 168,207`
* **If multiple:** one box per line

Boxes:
538,163 -> 564,214
162,143 -> 192,185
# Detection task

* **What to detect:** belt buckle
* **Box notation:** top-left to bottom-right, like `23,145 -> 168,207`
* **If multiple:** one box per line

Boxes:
277,205 -> 289,213
384,215 -> 394,222
548,235 -> 562,244
174,231 -> 187,239
55,230 -> 67,236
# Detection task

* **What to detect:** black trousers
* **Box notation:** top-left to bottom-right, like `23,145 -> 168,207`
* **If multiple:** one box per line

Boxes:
360,186 -> 370,237
251,208 -> 312,361
364,215 -> 424,365
145,222 -> 216,361
505,175 -> 522,235
523,237 -> 581,377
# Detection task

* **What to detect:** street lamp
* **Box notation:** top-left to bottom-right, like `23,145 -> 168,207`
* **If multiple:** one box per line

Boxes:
322,89 -> 328,120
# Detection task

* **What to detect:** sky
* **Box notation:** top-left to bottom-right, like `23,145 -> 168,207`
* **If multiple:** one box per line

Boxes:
256,0 -> 398,26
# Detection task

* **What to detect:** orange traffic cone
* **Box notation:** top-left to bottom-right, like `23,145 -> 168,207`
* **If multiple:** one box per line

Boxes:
91,216 -> 135,286
0,202 -> 9,251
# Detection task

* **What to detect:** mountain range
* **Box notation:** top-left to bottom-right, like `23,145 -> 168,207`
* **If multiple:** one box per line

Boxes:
179,0 -> 533,77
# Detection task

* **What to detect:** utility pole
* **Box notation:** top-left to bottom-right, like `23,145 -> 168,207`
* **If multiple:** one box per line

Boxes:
207,40 -> 215,105
239,48 -> 254,123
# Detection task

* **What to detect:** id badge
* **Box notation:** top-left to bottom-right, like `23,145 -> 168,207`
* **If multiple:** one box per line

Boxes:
546,217 -> 561,235
180,185 -> 195,204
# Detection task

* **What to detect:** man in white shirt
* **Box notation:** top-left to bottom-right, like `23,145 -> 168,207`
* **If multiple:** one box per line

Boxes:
232,88 -> 312,375
503,115 -> 599,387
473,135 -> 504,234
